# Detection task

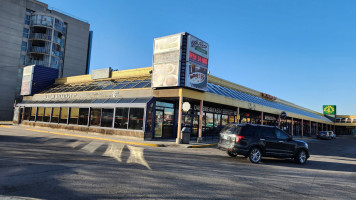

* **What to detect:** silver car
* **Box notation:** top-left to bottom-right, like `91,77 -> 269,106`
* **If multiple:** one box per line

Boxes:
328,131 -> 336,139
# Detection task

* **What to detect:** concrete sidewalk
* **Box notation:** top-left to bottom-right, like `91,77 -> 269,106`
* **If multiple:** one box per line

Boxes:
2,124 -> 218,148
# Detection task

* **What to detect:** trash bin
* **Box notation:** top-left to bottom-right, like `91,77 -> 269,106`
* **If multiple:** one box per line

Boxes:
181,127 -> 191,144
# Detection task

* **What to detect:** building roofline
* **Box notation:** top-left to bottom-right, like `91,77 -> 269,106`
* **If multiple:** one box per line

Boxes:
52,66 -> 332,117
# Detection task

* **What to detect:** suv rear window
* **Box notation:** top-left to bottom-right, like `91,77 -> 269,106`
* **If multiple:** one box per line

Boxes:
220,124 -> 242,135
240,126 -> 260,136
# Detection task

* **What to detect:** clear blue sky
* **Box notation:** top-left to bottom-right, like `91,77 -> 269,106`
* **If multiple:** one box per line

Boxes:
41,0 -> 356,115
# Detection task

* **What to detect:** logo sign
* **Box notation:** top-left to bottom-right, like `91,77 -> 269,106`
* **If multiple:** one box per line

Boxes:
152,33 -> 209,92
182,102 -> 191,112
188,35 -> 209,58
262,93 -> 277,101
280,111 -> 287,119
323,105 -> 336,115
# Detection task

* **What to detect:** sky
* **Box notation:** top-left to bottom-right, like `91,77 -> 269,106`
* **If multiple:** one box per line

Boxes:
41,0 -> 356,115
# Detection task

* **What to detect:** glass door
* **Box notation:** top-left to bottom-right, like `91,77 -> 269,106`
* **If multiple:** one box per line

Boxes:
154,110 -> 164,138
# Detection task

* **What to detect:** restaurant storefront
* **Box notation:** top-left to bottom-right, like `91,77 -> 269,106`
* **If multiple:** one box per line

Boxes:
14,33 -> 340,142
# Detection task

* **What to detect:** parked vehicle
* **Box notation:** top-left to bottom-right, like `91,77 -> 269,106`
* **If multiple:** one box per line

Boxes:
317,131 -> 331,140
217,124 -> 310,164
328,131 -> 336,139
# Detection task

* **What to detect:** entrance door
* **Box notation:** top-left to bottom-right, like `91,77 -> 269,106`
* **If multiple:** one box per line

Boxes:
19,108 -> 23,124
154,110 -> 164,138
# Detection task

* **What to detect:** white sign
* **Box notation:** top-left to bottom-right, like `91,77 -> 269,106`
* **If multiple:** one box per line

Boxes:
92,68 -> 111,80
152,34 -> 182,88
20,65 -> 34,95
182,102 -> 191,112
153,34 -> 182,54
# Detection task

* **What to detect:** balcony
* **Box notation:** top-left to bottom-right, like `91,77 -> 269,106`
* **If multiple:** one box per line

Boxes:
29,46 -> 51,55
29,33 -> 52,41
25,59 -> 49,67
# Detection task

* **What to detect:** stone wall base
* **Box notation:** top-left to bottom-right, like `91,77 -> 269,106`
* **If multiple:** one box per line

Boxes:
21,121 -> 153,141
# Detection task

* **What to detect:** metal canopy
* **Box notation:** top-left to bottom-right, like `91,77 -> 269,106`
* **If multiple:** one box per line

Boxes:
17,97 -> 153,108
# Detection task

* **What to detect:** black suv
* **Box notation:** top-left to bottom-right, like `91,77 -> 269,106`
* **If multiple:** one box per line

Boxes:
217,124 -> 310,164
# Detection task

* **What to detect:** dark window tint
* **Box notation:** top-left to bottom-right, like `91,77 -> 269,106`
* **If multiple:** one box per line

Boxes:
51,107 -> 59,123
30,107 -> 36,121
43,107 -> 51,122
240,126 -> 259,136
114,108 -> 129,129
78,108 -> 89,125
129,108 -> 144,130
69,108 -> 79,124
145,103 -> 154,132
275,129 -> 290,140
261,127 -> 275,138
101,109 -> 114,127
90,108 -> 101,126
24,107 -> 31,120
60,107 -> 68,124
37,107 -> 44,121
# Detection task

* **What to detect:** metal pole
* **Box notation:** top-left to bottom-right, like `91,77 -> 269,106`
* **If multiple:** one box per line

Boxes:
301,119 -> 304,137
261,111 -> 264,125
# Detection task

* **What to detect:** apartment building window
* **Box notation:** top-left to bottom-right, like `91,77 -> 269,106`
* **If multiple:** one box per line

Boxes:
23,28 -> 29,38
21,41 -> 27,52
24,14 -> 30,25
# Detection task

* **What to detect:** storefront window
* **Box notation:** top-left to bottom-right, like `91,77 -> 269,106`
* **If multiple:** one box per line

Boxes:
101,109 -> 114,127
214,114 -> 221,128
43,107 -> 51,122
228,115 -> 235,123
114,108 -> 129,129
222,115 -> 228,126
206,113 -> 213,128
202,112 -> 206,126
24,107 -> 31,121
90,108 -> 101,126
37,107 -> 44,122
51,107 -> 59,123
60,107 -> 68,124
30,107 -> 36,121
78,108 -> 89,125
145,103 -> 154,132
129,108 -> 144,130
69,108 -> 79,125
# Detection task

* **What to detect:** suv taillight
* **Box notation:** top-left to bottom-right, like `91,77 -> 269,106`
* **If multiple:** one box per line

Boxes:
235,135 -> 245,143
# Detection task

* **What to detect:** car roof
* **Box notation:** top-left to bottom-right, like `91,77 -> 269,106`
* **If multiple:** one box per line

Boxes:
229,123 -> 276,128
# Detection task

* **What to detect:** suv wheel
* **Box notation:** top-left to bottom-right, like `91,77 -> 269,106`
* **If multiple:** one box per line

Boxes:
248,147 -> 262,163
227,150 -> 237,157
294,150 -> 307,164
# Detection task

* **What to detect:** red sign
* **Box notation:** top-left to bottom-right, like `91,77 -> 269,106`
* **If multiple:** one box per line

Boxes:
189,51 -> 208,67
262,93 -> 277,101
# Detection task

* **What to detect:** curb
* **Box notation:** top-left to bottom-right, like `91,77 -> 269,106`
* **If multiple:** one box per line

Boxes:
187,143 -> 218,148
25,128 -> 166,148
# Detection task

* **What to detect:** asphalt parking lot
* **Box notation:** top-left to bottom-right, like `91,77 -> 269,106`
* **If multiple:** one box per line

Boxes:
0,126 -> 355,199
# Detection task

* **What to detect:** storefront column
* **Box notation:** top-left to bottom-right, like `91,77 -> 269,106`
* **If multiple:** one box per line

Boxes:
261,111 -> 264,125
236,107 -> 240,123
316,122 -> 318,133
176,96 -> 183,144
197,100 -> 203,143
301,119 -> 304,137
309,121 -> 312,136
291,117 -> 294,136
